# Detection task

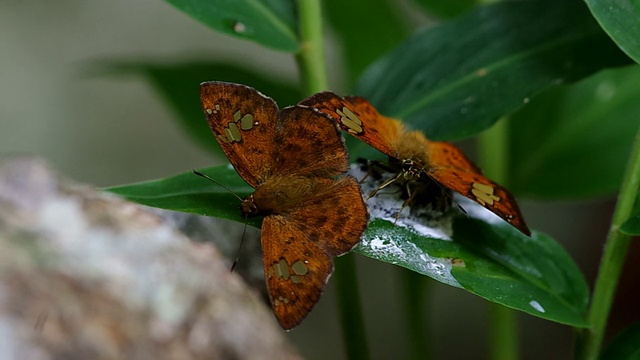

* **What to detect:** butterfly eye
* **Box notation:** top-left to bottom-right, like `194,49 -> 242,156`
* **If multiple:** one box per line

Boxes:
401,159 -> 415,171
240,196 -> 259,215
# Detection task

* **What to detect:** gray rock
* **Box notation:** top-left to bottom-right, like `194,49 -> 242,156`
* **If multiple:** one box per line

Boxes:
0,155 -> 300,360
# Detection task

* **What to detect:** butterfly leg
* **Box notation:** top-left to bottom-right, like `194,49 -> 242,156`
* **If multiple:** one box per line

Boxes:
368,172 -> 402,199
393,181 -> 419,224
357,159 -> 393,184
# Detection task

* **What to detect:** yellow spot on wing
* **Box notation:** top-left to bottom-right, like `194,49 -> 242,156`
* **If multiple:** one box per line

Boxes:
336,108 -> 363,134
227,122 -> 241,142
472,182 -> 500,206
291,260 -> 308,275
240,114 -> 254,130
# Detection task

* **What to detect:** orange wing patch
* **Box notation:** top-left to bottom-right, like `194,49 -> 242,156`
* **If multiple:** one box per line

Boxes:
200,82 -> 369,330
300,92 -> 401,158
303,91 -> 530,236
425,145 -> 529,235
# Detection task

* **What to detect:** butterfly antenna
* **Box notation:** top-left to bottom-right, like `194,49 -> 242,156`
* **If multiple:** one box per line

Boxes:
192,169 -> 243,202
230,213 -> 249,273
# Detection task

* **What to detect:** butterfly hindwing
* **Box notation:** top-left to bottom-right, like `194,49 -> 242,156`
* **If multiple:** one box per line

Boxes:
200,81 -> 279,187
288,176 -> 369,257
260,176 -> 368,329
261,215 -> 334,330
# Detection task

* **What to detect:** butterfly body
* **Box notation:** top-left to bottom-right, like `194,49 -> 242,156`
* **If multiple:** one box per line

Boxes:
201,82 -> 368,329
301,92 -> 530,236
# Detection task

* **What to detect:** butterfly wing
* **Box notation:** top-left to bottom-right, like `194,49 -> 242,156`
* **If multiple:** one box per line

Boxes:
288,176 -> 369,256
200,81 -> 279,187
261,215 -> 335,330
425,141 -> 531,236
272,106 -> 350,178
260,177 -> 368,329
300,92 -> 401,158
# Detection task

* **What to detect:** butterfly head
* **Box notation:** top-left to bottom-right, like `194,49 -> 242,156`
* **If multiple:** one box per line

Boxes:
240,195 -> 259,216
401,159 -> 423,181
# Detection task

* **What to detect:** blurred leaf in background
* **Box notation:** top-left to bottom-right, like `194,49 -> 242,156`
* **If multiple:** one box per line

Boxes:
93,62 -> 301,154
509,66 -> 640,199
354,0 -> 632,144
584,0 -> 640,64
164,0 -> 299,51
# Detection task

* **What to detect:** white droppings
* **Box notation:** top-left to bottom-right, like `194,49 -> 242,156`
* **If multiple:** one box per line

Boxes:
523,97 -> 530,104
529,300 -> 545,313
358,234 -> 461,288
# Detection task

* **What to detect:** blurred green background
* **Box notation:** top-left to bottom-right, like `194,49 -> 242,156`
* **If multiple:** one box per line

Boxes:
1,1 -> 639,359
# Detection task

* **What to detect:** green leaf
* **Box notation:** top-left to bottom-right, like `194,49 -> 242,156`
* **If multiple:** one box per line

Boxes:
621,216 -> 640,235
585,0 -> 640,64
621,191 -> 640,235
355,215 -> 589,327
108,165 -> 589,326
509,65 -> 640,199
325,0 -> 408,86
94,61 -> 301,154
163,0 -> 298,52
600,322 -> 640,360
105,165 -> 261,227
411,0 -> 477,19
355,0 -> 632,141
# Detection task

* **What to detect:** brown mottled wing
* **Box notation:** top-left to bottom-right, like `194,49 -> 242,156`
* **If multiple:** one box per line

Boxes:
260,177 -> 368,329
425,140 -> 531,236
261,215 -> 334,330
299,92 -> 401,158
200,81 -> 278,187
288,176 -> 369,256
272,106 -> 349,178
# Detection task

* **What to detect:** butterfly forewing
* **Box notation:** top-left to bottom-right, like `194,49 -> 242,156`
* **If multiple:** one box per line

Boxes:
300,92 -> 400,158
200,81 -> 279,187
272,106 -> 349,178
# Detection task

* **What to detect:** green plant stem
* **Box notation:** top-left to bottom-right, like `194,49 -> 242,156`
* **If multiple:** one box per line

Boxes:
402,269 -> 430,360
489,305 -> 519,360
295,0 -> 327,95
478,117 -> 519,360
294,1 -> 369,358
335,255 -> 370,360
478,117 -> 509,182
575,127 -> 640,360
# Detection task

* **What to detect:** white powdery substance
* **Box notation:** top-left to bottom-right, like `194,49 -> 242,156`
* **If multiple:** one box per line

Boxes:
350,165 -> 453,240
349,165 -> 459,287
358,233 -> 461,288
529,300 -> 545,313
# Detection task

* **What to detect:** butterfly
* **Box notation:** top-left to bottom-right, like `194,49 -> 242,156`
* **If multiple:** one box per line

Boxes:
300,92 -> 531,236
200,82 -> 369,329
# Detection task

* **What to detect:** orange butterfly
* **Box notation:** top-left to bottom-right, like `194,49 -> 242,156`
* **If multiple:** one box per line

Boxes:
301,93 -> 530,236
200,82 -> 369,329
